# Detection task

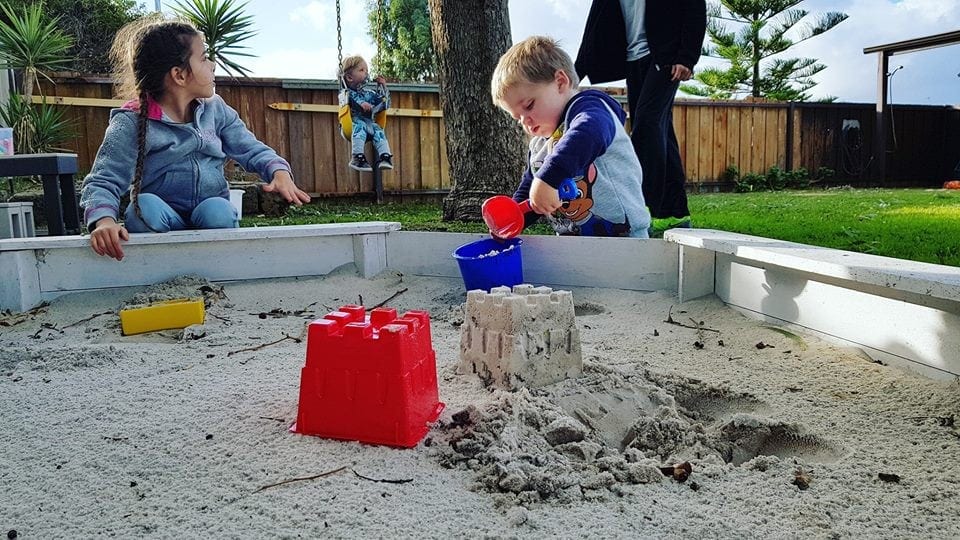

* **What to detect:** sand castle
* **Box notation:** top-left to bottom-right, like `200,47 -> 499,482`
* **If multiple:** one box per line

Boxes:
459,284 -> 582,390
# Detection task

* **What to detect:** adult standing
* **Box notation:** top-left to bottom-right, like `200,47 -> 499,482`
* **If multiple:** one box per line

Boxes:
575,0 -> 706,230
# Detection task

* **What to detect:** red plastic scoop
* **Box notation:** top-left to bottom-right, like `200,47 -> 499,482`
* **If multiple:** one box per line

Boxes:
481,178 -> 577,239
481,197 -> 532,239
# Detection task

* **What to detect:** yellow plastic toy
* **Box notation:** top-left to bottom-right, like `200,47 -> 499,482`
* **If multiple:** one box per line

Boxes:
337,80 -> 389,141
119,298 -> 205,336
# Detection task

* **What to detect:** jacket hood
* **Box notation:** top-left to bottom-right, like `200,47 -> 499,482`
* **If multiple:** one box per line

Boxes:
571,89 -> 627,124
120,97 -> 164,120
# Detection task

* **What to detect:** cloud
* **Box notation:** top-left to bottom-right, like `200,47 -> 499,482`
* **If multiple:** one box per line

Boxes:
245,48 -> 337,79
540,0 -> 584,22
289,1 -> 331,27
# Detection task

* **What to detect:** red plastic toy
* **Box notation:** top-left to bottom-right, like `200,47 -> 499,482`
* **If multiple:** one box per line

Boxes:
291,304 -> 445,448
481,178 -> 579,239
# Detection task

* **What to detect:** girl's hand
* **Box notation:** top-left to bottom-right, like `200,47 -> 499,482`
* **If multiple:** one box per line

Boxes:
263,170 -> 311,206
528,177 -> 562,215
90,217 -> 129,261
360,102 -> 373,112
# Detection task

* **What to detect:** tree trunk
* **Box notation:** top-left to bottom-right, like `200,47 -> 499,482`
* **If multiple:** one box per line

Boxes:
428,0 -> 525,221
24,67 -> 35,98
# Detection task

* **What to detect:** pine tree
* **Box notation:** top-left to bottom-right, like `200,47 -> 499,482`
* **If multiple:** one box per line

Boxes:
367,0 -> 436,83
682,0 -> 848,101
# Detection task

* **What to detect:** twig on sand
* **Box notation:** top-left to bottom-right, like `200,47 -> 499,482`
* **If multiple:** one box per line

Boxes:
373,288 -> 409,309
352,469 -> 413,484
0,302 -> 49,327
258,416 -> 287,424
30,323 -> 57,338
253,466 -> 348,493
61,310 -> 113,329
228,333 -> 302,357
664,306 -> 719,333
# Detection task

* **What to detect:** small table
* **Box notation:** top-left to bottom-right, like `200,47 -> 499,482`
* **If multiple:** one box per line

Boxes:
0,153 -> 81,236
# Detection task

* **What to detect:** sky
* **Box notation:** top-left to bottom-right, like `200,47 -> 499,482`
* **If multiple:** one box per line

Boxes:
169,0 -> 959,105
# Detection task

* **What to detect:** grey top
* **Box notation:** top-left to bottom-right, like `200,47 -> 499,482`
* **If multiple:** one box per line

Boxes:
619,0 -> 649,61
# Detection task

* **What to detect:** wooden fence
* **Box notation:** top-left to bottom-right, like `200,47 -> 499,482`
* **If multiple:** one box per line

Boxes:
37,75 -> 960,196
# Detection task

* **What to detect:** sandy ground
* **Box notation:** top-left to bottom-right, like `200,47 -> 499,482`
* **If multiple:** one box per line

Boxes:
2,267 -> 959,539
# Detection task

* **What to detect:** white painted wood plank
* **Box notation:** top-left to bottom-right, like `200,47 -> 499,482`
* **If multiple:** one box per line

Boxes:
677,244 -> 715,303
386,231 -> 475,279
38,236 -> 357,293
352,233 -> 388,278
717,256 -> 960,379
386,231 -> 678,292
0,222 -> 402,251
665,229 -> 960,304
0,251 -> 40,311
521,235 -> 677,292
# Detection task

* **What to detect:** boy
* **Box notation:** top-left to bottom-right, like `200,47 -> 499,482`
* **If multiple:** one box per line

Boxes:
491,36 -> 650,237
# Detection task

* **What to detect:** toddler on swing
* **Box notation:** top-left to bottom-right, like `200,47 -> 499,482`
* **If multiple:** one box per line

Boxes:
340,55 -> 393,171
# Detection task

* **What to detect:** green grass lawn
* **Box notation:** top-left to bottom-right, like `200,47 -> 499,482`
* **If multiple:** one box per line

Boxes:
243,188 -> 960,267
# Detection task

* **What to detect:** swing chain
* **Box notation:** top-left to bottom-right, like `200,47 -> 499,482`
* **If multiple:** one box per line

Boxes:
375,0 -> 384,74
335,0 -> 343,73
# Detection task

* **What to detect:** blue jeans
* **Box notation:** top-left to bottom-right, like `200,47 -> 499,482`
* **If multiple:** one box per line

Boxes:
351,116 -> 391,156
627,56 -> 690,220
124,193 -> 238,232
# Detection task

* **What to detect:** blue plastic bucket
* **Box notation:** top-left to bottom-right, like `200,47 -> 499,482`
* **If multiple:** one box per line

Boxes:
452,238 -> 523,291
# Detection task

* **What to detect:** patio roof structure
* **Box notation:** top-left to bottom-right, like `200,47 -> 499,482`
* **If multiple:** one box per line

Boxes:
863,29 -> 960,183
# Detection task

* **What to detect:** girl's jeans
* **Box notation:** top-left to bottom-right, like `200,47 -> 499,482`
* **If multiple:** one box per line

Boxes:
124,193 -> 238,232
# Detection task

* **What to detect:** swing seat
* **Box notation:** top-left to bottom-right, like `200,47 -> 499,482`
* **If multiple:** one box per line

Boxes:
337,87 -> 388,141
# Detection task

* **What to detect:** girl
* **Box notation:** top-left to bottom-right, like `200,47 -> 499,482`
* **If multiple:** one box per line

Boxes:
80,17 -> 310,261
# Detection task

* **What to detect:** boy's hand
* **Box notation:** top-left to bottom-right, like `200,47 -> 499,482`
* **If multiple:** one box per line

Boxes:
375,75 -> 386,85
360,102 -> 373,112
264,170 -> 311,206
528,177 -> 562,215
90,217 -> 129,261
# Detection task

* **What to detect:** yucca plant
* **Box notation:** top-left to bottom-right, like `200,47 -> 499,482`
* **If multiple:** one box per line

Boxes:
0,94 -> 74,154
171,0 -> 257,77
0,3 -> 73,98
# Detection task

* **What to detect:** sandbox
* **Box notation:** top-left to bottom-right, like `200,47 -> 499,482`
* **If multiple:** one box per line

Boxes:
1,225 -> 958,537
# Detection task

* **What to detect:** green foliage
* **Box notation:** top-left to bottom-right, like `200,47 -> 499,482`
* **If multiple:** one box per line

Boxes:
171,0 -> 257,77
0,94 -> 74,154
366,0 -> 436,82
687,188 -> 960,266
2,0 -> 144,75
0,2 -> 73,96
729,164 -> 834,192
681,0 -> 848,101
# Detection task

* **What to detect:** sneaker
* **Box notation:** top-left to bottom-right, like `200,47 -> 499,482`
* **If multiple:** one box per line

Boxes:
349,154 -> 373,172
378,153 -> 394,170
649,215 -> 692,237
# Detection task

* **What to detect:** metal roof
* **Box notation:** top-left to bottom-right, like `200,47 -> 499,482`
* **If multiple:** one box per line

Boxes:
863,29 -> 960,56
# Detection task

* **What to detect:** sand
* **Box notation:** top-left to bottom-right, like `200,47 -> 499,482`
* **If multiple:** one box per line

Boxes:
2,266 -> 959,538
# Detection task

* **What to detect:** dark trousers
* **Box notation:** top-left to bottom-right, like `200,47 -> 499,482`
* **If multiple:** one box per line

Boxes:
626,56 -> 690,219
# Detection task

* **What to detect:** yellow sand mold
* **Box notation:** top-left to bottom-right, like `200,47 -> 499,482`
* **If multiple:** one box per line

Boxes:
120,298 -> 205,335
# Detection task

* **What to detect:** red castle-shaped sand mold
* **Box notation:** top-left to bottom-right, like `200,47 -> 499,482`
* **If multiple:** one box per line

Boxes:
292,305 -> 445,448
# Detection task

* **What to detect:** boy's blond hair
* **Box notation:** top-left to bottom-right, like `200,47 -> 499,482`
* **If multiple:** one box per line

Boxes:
491,36 -> 580,105
340,55 -> 367,78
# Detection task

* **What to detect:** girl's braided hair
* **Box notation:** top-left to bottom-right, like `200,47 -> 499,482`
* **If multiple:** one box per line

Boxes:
110,15 -> 199,231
